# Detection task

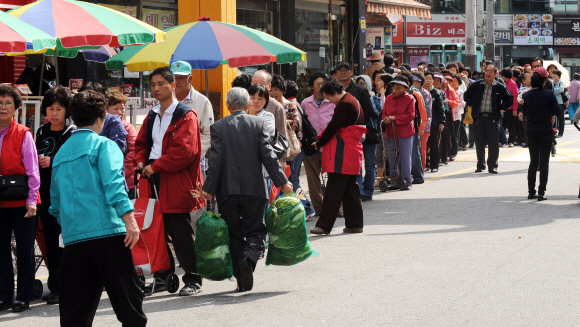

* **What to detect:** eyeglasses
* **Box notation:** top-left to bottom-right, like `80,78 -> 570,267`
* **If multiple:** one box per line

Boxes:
0,102 -> 14,108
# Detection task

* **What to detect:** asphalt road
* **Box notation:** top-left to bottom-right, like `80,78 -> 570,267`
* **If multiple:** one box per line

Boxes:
3,123 -> 580,326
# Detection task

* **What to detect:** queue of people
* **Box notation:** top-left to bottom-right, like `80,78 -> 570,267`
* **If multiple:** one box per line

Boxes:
0,52 -> 569,325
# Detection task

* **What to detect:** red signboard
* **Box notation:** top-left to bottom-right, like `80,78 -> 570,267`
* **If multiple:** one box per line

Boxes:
405,15 -> 466,45
393,23 -> 404,44
406,48 -> 429,56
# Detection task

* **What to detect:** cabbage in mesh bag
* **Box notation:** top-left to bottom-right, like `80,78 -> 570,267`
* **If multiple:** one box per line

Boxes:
195,212 -> 233,281
265,194 -> 316,266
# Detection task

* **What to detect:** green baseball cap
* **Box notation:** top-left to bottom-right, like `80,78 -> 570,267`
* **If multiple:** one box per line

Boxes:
170,61 -> 192,75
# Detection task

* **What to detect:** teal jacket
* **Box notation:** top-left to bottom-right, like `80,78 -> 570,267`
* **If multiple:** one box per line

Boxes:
49,129 -> 134,245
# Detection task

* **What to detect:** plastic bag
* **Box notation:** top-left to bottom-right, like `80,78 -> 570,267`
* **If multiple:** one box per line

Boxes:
194,211 -> 233,281
265,194 -> 316,266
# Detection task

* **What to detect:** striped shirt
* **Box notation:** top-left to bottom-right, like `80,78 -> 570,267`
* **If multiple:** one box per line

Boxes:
480,80 -> 497,113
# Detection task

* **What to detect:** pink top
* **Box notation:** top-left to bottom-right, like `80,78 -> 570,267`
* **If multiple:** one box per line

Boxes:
505,78 -> 519,112
0,124 -> 40,205
301,95 -> 336,136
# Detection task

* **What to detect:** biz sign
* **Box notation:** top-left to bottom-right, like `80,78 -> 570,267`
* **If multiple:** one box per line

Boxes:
405,15 -> 466,45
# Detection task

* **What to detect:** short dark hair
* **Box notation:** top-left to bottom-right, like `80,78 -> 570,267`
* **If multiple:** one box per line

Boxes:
553,70 -> 562,78
271,74 -> 286,93
70,91 -> 107,127
423,71 -> 435,79
427,63 -> 435,68
231,74 -> 252,90
452,74 -> 463,86
446,62 -> 459,71
501,67 -> 513,79
417,61 -> 426,67
41,86 -> 72,117
531,57 -> 543,66
372,69 -> 386,84
512,69 -> 521,79
456,61 -> 465,72
383,54 -> 394,67
78,82 -> 107,104
284,80 -> 299,98
573,73 -> 580,81
308,72 -> 328,87
400,63 -> 411,71
319,79 -> 344,96
485,64 -> 498,73
465,67 -> 472,77
0,84 -> 22,110
531,72 -> 547,88
398,70 -> 413,84
149,67 -> 175,83
247,84 -> 270,109
355,76 -> 365,84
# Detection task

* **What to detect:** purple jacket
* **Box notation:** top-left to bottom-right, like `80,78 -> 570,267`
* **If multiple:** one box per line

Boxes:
100,113 -> 128,153
570,79 -> 580,104
420,87 -> 433,131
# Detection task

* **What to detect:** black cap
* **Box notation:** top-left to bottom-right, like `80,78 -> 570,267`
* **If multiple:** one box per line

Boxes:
337,61 -> 352,70
329,66 -> 338,75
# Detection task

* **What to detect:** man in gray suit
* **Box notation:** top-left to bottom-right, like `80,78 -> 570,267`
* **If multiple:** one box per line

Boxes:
201,87 -> 293,292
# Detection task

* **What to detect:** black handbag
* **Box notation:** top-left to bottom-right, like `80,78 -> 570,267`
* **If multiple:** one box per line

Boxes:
270,129 -> 290,160
297,106 -> 319,156
0,175 -> 29,201
562,88 -> 569,103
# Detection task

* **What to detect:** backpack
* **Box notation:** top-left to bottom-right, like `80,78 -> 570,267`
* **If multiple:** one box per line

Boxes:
297,105 -> 319,156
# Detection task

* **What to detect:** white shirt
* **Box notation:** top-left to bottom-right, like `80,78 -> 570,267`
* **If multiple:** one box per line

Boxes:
180,86 -> 214,155
150,99 -> 178,160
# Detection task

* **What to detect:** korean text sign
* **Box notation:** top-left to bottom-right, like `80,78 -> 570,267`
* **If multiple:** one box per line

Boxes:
513,14 -> 553,45
405,15 -> 466,45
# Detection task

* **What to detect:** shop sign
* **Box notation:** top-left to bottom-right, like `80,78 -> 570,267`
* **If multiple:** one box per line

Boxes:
561,58 -> 580,66
302,29 -> 329,46
410,56 -> 429,67
393,23 -> 404,44
405,15 -> 465,45
513,14 -> 553,45
361,16 -> 366,34
406,48 -> 429,56
142,8 -> 176,29
494,30 -> 512,43
554,17 -> 580,45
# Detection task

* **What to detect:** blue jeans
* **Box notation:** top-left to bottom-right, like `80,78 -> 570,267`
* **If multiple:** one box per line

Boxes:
411,132 -> 424,182
357,143 -> 378,197
289,150 -> 315,216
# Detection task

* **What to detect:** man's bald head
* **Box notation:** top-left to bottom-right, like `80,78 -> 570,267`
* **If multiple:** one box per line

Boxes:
251,70 -> 272,91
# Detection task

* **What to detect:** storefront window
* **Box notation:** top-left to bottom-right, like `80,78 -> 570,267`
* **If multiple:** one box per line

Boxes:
553,0 -> 579,13
419,0 -> 465,14
237,9 -> 273,34
294,9 -> 331,74
511,0 -> 549,13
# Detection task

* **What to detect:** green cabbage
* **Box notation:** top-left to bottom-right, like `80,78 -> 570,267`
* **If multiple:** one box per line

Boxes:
195,212 -> 233,281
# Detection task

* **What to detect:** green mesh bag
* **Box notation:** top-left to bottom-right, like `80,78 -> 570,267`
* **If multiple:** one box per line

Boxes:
195,212 -> 233,281
265,194 -> 316,266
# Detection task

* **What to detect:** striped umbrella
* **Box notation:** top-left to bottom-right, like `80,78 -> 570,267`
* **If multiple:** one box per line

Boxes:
0,10 -> 56,53
106,19 -> 305,72
8,0 -> 165,49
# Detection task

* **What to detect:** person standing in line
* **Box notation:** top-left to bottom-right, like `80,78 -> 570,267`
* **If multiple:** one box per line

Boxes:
301,72 -> 334,215
35,87 -> 76,306
170,61 -> 214,172
106,91 -> 138,199
519,67 -> 561,201
365,52 -> 385,77
412,72 -> 433,171
334,61 -> 379,202
374,73 -> 394,184
435,72 -> 459,164
517,71 -> 533,148
568,73 -> 580,124
251,70 -> 289,169
0,85 -> 40,313
134,67 -> 205,296
530,57 -> 554,91
449,74 -> 466,158
310,80 -> 365,234
423,72 -> 446,172
500,68 -> 519,148
552,70 -> 566,138
464,64 -> 514,174
200,87 -> 293,291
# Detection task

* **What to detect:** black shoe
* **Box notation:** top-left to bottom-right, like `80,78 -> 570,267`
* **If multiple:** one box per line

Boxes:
41,293 -> 53,301
179,283 -> 202,296
475,168 -> 484,173
489,168 -> 498,174
430,168 -> 438,173
412,180 -> 424,184
0,301 -> 12,312
387,185 -> 400,191
468,144 -> 474,148
11,301 -> 29,313
238,258 -> 254,292
538,195 -> 547,201
46,293 -> 59,305
441,161 -> 448,165
522,143 -> 528,148
449,157 -> 455,161
528,194 -> 538,199
144,277 -> 166,293
361,195 -> 373,202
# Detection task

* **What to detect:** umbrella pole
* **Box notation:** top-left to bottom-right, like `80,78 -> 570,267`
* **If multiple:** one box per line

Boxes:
138,72 -> 143,125
205,70 -> 209,98
38,55 -> 45,96
54,51 -> 60,86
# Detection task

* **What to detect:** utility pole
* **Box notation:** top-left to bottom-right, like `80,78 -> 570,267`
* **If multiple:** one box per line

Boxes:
465,0 -> 477,70
476,0 -> 485,46
484,0 -> 495,61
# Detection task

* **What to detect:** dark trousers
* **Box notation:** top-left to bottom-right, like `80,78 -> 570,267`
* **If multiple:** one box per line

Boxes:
315,173 -> 363,232
557,104 -> 566,135
504,111 -> 517,144
527,130 -> 553,196
468,124 -> 475,146
451,120 -> 462,156
440,136 -> 451,162
150,172 -> 201,285
218,195 -> 268,279
428,128 -> 441,169
411,132 -> 424,182
460,113 -> 469,146
475,116 -> 501,170
59,236 -> 146,327
38,203 -> 63,295
0,206 -> 38,302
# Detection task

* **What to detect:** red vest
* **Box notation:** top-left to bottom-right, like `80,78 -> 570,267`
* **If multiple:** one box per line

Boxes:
1,119 -> 38,208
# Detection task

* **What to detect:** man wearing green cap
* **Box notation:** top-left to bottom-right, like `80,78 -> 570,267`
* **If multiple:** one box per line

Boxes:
170,61 -> 214,162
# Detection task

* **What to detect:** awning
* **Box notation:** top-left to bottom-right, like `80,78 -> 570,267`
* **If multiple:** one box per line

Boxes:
367,0 -> 431,18
391,48 -> 404,53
